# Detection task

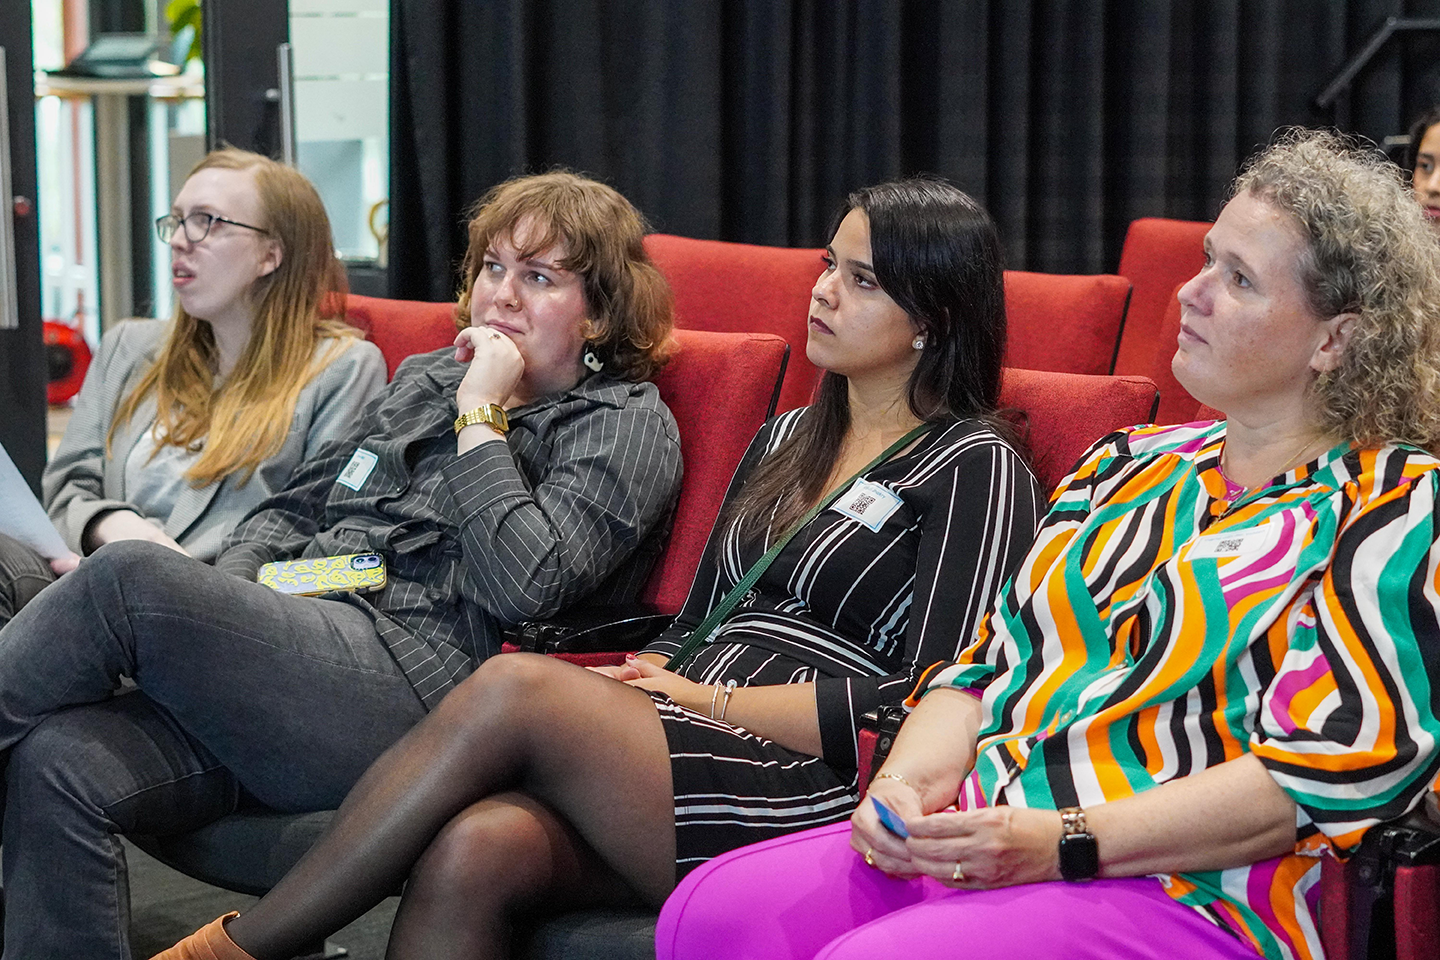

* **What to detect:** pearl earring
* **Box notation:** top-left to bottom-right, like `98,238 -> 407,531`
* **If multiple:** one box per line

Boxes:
913,337 -> 925,350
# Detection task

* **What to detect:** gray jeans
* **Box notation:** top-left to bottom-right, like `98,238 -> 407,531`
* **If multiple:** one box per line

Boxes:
0,532 -> 58,629
0,540 -> 431,959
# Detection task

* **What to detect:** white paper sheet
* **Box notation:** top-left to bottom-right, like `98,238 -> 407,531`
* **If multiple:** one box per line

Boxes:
0,444 -> 68,559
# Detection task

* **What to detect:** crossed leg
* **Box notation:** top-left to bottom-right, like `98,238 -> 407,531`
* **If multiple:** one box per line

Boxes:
219,652 -> 677,960
386,791 -> 646,958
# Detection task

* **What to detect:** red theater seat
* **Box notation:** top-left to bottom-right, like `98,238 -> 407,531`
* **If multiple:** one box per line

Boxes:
1143,286 -> 1204,424
638,329 -> 789,613
1003,271 -> 1132,376
344,293 -> 458,376
645,233 -> 823,413
1000,368 -> 1160,493
1115,217 -> 1210,375
1114,218 -> 1210,422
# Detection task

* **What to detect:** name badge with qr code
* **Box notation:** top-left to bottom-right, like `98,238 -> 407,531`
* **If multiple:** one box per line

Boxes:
1189,522 -> 1278,561
830,478 -> 903,532
337,448 -> 379,490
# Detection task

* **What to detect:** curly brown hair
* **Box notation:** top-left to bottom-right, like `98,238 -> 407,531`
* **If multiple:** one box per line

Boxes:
1234,128 -> 1440,451
454,170 -> 673,382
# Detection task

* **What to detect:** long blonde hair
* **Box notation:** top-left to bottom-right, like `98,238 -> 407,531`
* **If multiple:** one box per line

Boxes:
109,148 -> 361,486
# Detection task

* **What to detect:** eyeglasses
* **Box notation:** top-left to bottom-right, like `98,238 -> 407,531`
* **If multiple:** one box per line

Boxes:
155,212 -> 268,244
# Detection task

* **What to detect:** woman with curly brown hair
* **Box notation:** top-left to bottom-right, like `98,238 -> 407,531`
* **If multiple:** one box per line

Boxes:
659,129 -> 1440,960
153,177 -> 1045,960
0,170 -> 682,960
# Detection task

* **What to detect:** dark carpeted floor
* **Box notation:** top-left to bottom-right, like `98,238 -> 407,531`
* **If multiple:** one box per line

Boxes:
126,839 -> 398,959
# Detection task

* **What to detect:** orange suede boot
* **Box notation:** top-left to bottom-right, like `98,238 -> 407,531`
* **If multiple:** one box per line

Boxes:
148,912 -> 257,960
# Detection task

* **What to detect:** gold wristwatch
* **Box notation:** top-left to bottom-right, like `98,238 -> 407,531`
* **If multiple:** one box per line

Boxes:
453,404 -> 509,435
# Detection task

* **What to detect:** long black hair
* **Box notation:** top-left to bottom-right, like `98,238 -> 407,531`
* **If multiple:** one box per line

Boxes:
726,177 -> 1008,542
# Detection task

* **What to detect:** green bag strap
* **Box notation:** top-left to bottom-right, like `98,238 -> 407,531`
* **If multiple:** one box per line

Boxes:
665,422 -> 933,672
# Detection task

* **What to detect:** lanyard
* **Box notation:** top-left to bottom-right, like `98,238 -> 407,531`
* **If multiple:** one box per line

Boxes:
665,422 -> 933,672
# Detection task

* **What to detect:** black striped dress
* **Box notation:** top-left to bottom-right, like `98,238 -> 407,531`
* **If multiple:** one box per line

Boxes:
640,410 -> 1044,875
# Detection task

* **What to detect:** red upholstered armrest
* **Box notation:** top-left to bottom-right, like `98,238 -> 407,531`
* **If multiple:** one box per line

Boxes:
497,644 -> 631,669
857,727 -> 878,798
1319,807 -> 1440,960
856,706 -> 907,799
1393,862 -> 1440,960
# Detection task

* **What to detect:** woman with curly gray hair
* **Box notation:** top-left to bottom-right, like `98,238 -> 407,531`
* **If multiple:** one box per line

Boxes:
657,128 -> 1440,960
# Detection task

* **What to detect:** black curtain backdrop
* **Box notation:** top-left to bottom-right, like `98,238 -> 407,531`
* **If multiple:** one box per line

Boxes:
388,0 -> 1440,301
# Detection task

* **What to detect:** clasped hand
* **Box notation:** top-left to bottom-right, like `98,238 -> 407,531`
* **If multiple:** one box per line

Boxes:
588,654 -> 708,706
851,778 -> 1064,889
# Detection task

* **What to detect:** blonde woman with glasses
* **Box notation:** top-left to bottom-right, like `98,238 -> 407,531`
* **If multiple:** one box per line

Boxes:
0,147 -> 385,626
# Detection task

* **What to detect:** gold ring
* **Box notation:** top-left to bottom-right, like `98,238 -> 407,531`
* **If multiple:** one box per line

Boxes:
952,861 -> 965,882
864,848 -> 876,867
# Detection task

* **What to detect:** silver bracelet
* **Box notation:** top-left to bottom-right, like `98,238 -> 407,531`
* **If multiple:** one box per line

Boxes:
717,679 -> 738,721
709,683 -> 722,719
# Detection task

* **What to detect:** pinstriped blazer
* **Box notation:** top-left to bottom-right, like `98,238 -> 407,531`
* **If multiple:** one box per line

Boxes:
43,319 -> 387,562
215,347 -> 683,709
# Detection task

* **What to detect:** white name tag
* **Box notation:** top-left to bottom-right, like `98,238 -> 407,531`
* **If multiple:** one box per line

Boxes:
830,478 -> 903,532
336,448 -> 379,491
1188,522 -> 1277,561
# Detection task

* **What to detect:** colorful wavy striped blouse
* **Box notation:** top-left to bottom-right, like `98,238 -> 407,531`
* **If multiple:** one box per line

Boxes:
930,421 -> 1440,960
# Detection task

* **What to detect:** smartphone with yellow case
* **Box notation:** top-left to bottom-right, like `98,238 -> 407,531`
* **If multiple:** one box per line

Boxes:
257,553 -> 387,596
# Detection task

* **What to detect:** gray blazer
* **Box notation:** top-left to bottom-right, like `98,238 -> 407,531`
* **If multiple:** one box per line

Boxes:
44,319 -> 387,562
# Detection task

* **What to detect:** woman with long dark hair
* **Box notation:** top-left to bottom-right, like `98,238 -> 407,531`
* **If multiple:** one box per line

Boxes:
660,131 -> 1440,960
156,178 -> 1045,960
1406,105 -> 1440,233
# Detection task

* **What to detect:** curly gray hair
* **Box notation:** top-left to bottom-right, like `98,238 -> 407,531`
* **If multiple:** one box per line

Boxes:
1234,127 -> 1440,451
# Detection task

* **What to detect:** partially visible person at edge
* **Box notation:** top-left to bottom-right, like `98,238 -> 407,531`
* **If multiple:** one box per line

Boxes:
1407,105 -> 1440,235
0,170 -> 681,960
656,128 -> 1440,960
0,146 -> 386,628
151,177 -> 1046,959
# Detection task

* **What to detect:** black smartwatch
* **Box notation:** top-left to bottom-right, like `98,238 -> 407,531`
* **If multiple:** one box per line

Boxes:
1057,806 -> 1100,881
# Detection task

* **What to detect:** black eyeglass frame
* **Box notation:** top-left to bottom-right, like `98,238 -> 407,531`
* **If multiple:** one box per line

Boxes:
155,212 -> 269,244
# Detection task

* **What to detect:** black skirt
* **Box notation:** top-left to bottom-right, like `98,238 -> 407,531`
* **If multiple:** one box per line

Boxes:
649,690 -> 860,879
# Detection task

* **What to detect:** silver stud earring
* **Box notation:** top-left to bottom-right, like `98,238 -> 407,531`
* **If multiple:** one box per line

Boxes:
583,348 -> 604,372
913,337 -> 925,350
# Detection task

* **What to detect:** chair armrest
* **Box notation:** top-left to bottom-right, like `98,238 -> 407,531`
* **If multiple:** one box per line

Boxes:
856,705 -> 907,796
505,605 -> 675,655
1353,806 -> 1440,890
1321,803 -> 1440,960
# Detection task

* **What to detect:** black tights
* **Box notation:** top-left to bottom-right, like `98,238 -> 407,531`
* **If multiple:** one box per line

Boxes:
223,653 -> 677,960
